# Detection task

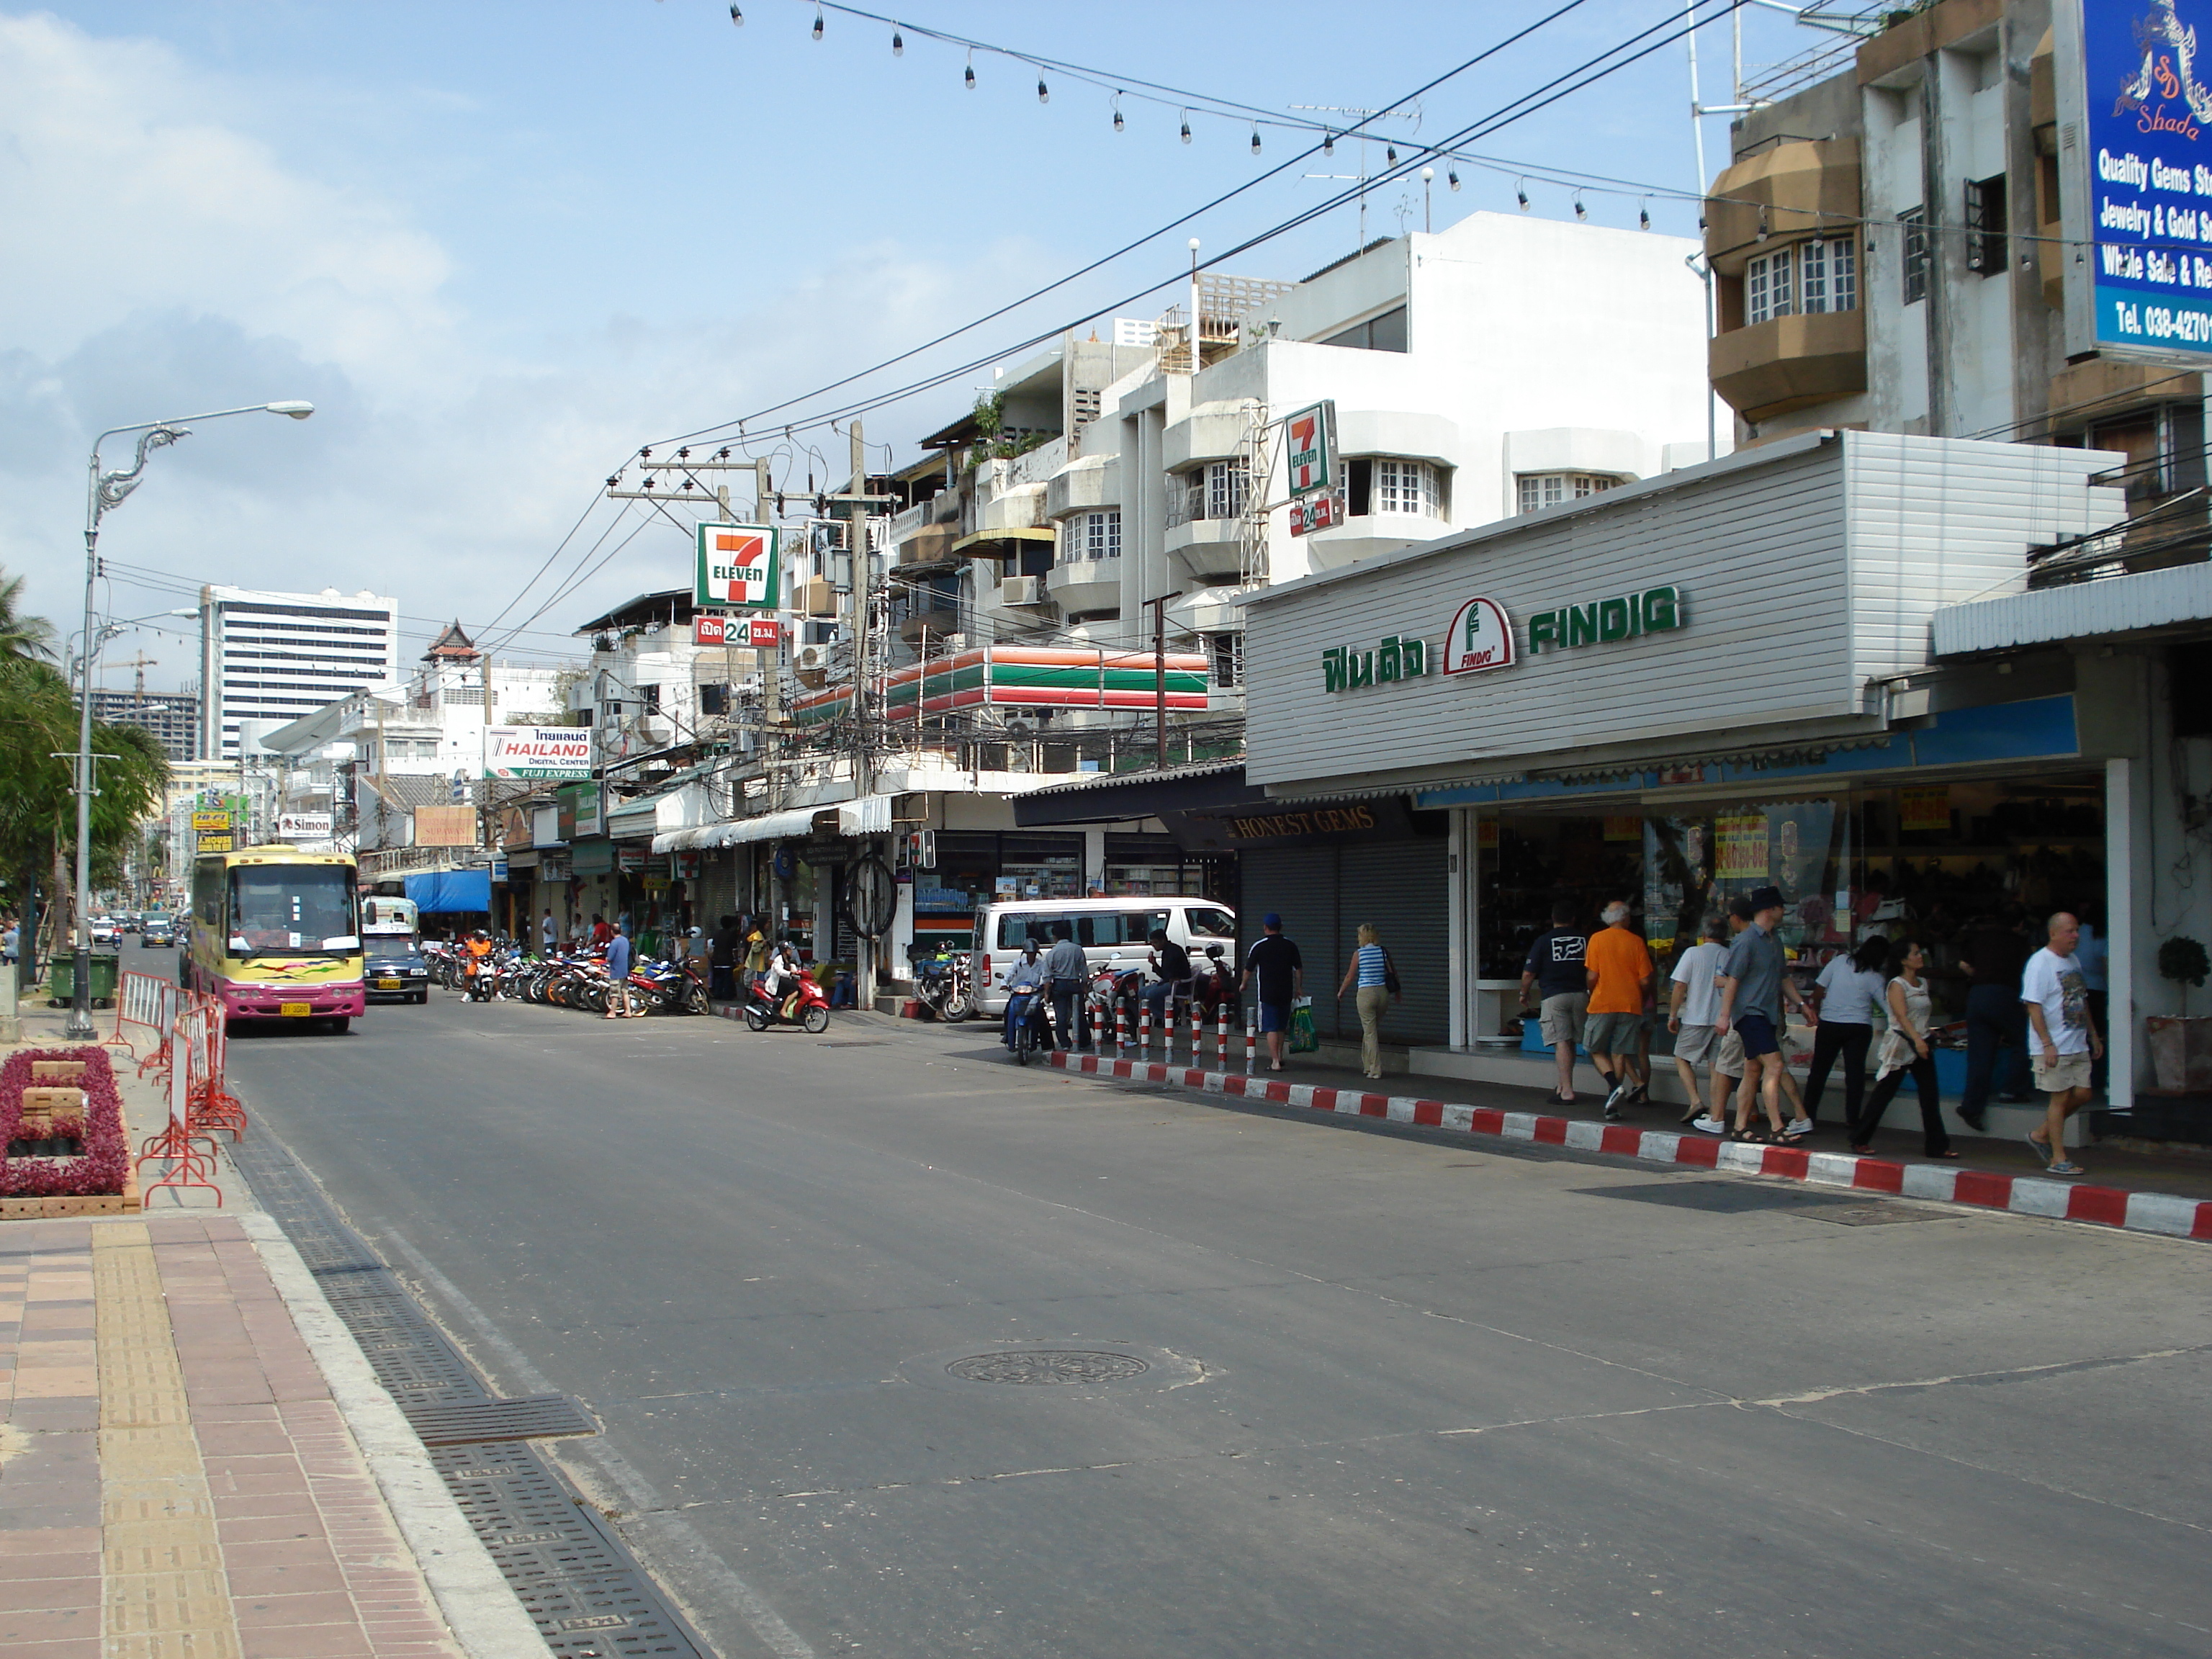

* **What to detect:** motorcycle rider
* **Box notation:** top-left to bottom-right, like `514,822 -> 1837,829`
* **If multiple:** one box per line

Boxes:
1002,938 -> 1047,1051
762,937 -> 804,1020
463,930 -> 494,1000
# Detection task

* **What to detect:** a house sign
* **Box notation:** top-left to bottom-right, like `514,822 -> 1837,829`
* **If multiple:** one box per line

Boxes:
1322,635 -> 1429,692
1442,597 -> 1516,675
1526,585 -> 1686,654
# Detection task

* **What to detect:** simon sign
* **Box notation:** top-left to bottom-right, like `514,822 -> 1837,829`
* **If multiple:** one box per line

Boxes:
695,522 -> 780,610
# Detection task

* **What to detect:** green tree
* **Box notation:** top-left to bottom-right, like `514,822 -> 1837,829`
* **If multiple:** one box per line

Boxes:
0,567 -> 56,662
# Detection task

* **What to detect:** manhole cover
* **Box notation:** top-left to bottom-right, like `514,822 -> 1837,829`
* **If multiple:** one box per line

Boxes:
945,1349 -> 1153,1385
817,1040 -> 891,1048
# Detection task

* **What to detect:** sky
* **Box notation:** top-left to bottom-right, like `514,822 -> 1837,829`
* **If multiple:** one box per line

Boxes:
0,0 -> 1821,694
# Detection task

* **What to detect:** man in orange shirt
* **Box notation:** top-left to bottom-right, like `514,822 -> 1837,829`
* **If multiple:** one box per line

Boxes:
1583,899 -> 1653,1120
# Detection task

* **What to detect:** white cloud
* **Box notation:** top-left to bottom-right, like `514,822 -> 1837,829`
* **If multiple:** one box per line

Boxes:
0,12 -> 1058,685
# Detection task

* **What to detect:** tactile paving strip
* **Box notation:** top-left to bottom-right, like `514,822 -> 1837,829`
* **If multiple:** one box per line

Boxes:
231,1132 -> 711,1659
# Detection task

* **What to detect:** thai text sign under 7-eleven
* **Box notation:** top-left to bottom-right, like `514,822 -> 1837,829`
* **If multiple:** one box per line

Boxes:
695,522 -> 780,610
1285,400 -> 1335,498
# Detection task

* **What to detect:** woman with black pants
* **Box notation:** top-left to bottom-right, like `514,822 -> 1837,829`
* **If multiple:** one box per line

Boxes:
1802,935 -> 1889,1128
1849,939 -> 1955,1158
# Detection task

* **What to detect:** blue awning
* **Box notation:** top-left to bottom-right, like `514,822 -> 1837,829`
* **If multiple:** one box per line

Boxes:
404,869 -> 493,913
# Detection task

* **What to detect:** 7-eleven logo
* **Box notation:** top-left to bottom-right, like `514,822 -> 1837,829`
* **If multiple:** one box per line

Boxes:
1287,403 -> 1330,495
696,522 -> 778,608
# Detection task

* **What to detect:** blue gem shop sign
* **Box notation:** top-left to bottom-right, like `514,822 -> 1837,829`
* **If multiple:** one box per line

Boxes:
1320,590 -> 1683,692
2084,0 -> 2212,355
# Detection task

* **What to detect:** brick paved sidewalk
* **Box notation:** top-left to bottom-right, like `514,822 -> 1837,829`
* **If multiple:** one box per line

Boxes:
0,1215 -> 468,1659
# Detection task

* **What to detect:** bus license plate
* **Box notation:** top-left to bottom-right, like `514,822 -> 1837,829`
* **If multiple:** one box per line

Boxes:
377,978 -> 401,989
279,1002 -> 312,1017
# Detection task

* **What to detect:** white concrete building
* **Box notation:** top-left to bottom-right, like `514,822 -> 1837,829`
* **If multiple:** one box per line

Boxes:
197,585 -> 400,760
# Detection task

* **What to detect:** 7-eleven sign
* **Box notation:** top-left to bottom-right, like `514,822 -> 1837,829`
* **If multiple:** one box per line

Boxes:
695,523 -> 780,610
1285,400 -> 1334,498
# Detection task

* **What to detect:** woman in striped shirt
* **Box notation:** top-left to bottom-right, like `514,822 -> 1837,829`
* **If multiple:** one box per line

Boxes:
1336,923 -> 1397,1079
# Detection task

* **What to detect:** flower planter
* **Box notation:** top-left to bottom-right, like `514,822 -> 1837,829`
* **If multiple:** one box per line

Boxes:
0,1046 -> 133,1218
2144,1015 -> 2212,1092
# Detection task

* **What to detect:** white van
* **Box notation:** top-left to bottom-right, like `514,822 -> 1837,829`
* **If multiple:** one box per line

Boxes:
970,896 -> 1237,1015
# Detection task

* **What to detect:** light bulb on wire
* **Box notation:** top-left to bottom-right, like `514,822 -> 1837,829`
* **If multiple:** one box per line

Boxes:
964,50 -> 976,89
1323,131 -> 1334,155
891,27 -> 902,54
1038,76 -> 1049,104
1386,145 -> 1398,166
811,4 -> 822,40
1447,168 -> 1460,191
1180,110 -> 1192,143
728,3 -> 742,23
1112,94 -> 1124,133
1573,193 -> 1587,221
1516,179 -> 1529,212
1251,125 -> 1262,156
1639,199 -> 1651,230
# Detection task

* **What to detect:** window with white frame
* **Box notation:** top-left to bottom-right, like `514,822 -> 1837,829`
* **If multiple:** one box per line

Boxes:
1205,460 -> 1247,521
1798,236 -> 1857,314
1076,511 -> 1121,560
1747,246 -> 1794,325
1371,459 -> 1440,517
1515,472 -> 1622,516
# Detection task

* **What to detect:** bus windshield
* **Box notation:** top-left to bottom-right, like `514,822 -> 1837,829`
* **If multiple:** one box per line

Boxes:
227,866 -> 359,956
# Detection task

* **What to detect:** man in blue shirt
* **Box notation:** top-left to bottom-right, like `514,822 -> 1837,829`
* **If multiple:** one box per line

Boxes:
603,924 -> 634,1020
1714,886 -> 1816,1138
1044,924 -> 1090,1050
1002,938 -> 1046,1050
1519,899 -> 1588,1105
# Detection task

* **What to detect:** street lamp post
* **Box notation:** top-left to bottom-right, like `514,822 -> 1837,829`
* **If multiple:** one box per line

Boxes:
63,400 -> 313,1040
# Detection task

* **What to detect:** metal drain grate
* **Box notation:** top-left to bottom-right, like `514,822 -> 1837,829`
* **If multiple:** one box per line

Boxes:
231,1131 -> 711,1659
403,1395 -> 599,1447
945,1349 -> 1151,1385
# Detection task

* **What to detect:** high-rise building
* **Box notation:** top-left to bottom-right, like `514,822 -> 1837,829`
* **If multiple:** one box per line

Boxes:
198,585 -> 400,760
87,688 -> 199,764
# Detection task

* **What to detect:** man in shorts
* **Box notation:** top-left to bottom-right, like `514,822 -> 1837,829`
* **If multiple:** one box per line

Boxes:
1668,914 -> 1730,1123
1583,899 -> 1653,1120
1519,898 -> 1589,1105
1239,914 -> 1304,1073
1714,886 -> 1817,1140
2023,910 -> 2103,1177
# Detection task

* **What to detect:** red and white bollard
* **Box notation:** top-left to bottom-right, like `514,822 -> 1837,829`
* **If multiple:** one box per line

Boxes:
1216,1002 -> 1229,1067
1138,1003 -> 1151,1061
1189,1002 -> 1202,1068
1115,1000 -> 1128,1058
1245,1010 -> 1257,1075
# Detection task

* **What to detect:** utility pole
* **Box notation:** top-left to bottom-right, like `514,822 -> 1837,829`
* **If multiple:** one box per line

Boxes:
756,456 -> 781,934
848,421 -> 876,1010
1148,595 -> 1169,771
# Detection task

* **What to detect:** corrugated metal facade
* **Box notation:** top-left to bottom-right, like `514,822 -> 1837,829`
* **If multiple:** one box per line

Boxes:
1933,561 -> 2212,657
1244,432 -> 2121,793
1244,839 -> 1451,1045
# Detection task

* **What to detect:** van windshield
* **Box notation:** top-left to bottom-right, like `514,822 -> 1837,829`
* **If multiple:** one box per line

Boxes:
996,912 -> 1162,950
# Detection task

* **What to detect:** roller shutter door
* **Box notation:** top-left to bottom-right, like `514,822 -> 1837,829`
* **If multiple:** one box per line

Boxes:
1238,841 -> 1449,1044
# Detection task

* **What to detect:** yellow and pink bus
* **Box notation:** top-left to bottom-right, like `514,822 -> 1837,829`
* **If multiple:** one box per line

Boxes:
183,847 -> 366,1031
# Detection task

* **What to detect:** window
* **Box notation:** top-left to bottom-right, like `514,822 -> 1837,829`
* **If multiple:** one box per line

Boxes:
1205,461 -> 1247,521
1372,459 -> 1440,517
1320,305 -> 1408,352
1515,472 -> 1622,515
1799,237 -> 1857,314
1964,174 -> 2007,275
1899,207 -> 1930,304
1746,246 -> 1794,325
1076,511 -> 1122,560
642,683 -> 662,712
1207,631 -> 1243,688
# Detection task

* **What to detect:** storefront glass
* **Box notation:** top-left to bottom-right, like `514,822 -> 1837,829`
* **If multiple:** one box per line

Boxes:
1480,774 -> 2105,1026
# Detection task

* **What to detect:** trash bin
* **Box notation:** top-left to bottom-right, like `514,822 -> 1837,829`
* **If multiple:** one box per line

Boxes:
47,953 -> 121,1009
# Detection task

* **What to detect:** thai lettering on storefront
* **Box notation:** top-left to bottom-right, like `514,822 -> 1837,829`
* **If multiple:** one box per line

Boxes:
1321,635 -> 1429,693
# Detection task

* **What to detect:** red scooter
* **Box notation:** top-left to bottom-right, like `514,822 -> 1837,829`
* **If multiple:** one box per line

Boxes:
742,971 -> 832,1034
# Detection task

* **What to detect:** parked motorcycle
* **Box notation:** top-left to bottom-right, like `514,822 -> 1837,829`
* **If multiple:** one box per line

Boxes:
1084,955 -> 1146,1041
742,971 -> 832,1033
912,947 -> 975,1022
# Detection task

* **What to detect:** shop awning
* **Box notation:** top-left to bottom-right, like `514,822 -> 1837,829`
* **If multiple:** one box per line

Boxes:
1933,561 -> 2212,657
404,868 -> 493,914
651,793 -> 904,853
1015,761 -> 1260,826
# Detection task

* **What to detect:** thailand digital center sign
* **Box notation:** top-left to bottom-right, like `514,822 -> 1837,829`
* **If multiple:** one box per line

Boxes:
2084,0 -> 2212,356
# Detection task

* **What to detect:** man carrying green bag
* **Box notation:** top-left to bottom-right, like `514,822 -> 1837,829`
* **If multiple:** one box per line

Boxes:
1289,996 -> 1319,1054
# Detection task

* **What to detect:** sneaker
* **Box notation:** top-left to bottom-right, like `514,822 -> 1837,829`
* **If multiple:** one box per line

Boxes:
1604,1077 -> 1632,1112
1603,1102 -> 1623,1122
1781,1118 -> 1814,1139
1690,1115 -> 1727,1134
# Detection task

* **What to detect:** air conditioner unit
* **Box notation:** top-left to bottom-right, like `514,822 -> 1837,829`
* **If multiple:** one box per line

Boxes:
795,644 -> 830,673
940,633 -> 968,651
1000,576 -> 1046,606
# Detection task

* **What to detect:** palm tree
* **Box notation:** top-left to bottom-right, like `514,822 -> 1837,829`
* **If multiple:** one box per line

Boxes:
0,567 -> 57,662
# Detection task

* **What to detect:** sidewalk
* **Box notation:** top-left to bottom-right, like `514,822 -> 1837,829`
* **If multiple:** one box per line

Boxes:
2,995 -> 549,1659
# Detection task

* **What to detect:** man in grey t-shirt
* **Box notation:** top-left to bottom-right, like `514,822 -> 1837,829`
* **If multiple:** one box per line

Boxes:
1044,924 -> 1089,1051
1714,886 -> 1815,1139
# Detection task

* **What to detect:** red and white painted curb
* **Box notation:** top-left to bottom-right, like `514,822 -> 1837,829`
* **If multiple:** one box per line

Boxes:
1046,1051 -> 2212,1243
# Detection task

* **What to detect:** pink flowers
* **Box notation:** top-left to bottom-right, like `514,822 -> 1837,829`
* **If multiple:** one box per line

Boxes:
0,1047 -> 129,1197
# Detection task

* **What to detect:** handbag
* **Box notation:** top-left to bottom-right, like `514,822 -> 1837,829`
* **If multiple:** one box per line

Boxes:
1383,947 -> 1402,996
1289,995 -> 1319,1053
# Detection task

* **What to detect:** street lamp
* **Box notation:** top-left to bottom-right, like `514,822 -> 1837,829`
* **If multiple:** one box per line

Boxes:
63,401 -> 313,1040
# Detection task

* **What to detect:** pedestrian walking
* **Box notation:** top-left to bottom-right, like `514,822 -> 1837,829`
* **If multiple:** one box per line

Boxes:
540,908 -> 557,956
1239,914 -> 1303,1072
1848,940 -> 1951,1156
1666,915 -> 1730,1125
1519,898 -> 1589,1105
1335,923 -> 1397,1079
709,914 -> 739,1000
1583,899 -> 1653,1119
1045,923 -> 1089,1051
603,924 -> 636,1019
2023,911 -> 2103,1177
1714,885 -> 1817,1142
1803,935 -> 1890,1128
1956,909 -> 2032,1130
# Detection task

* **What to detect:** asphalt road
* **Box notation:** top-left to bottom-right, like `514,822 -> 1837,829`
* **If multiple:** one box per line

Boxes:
212,966 -> 2212,1659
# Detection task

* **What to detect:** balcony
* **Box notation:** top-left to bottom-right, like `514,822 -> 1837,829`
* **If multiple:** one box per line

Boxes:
1709,308 -> 1868,424
896,523 -> 961,570
1047,554 -> 1122,616
1704,139 -> 1861,274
